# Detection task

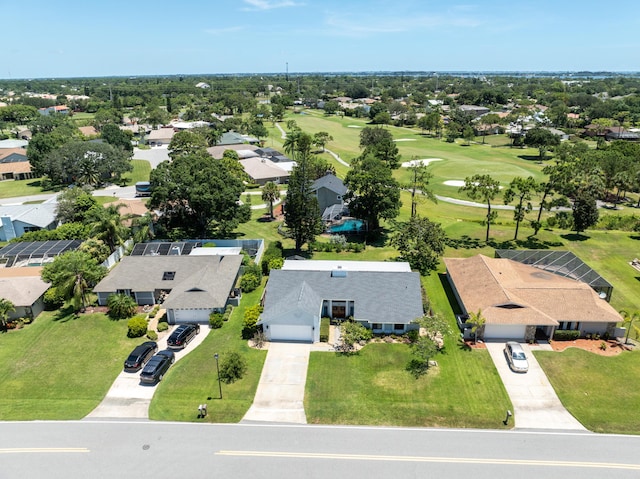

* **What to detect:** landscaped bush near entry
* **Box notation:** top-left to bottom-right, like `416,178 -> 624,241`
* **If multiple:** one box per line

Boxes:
107,293 -> 137,320
209,312 -> 224,329
146,329 -> 158,341
261,240 -> 284,275
127,315 -> 148,338
320,317 -> 330,342
219,352 -> 247,384
157,321 -> 169,332
553,329 -> 580,341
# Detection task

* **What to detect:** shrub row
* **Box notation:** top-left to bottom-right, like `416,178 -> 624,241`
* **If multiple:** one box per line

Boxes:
320,317 -> 330,342
553,329 -> 580,341
261,241 -> 284,276
310,241 -> 365,253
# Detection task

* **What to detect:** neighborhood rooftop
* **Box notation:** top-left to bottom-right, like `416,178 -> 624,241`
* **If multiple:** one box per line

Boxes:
281,259 -> 412,273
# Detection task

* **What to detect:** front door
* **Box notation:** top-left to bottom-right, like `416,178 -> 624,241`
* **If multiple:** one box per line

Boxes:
332,301 -> 346,319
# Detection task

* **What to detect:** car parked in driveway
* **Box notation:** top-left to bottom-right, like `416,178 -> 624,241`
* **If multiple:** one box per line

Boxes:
124,341 -> 158,372
504,341 -> 529,373
140,350 -> 175,383
167,323 -> 200,349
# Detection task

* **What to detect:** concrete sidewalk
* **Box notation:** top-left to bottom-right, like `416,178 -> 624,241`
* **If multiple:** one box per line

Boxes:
485,341 -> 587,431
242,342 -> 310,424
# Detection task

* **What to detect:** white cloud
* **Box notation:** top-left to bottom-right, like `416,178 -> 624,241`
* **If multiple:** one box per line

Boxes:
243,0 -> 302,11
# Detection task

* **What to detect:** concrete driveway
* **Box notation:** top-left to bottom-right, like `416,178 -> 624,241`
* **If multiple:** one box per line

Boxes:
485,341 -> 587,431
242,342 -> 310,424
85,325 -> 210,420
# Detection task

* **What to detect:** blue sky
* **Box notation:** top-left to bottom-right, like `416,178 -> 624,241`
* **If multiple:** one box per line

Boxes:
3,0 -> 639,79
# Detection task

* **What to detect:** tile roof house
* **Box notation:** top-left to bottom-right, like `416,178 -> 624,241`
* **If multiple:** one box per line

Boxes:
0,203 -> 58,241
0,149 -> 32,180
0,266 -> 50,321
78,125 -> 99,138
259,260 -> 423,342
444,255 -> 622,341
93,255 -> 242,324
38,105 -> 69,115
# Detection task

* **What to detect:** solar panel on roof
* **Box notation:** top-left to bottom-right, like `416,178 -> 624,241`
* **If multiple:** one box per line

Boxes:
131,244 -> 147,256
157,243 -> 171,255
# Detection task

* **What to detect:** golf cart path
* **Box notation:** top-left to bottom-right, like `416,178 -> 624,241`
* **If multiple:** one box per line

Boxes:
85,326 -> 210,420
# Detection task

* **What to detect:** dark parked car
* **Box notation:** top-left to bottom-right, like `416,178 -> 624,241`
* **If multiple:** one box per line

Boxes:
140,350 -> 175,383
167,323 -> 200,349
124,341 -> 158,372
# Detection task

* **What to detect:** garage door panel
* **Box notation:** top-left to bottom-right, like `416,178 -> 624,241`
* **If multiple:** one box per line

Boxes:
484,324 -> 526,340
269,324 -> 313,342
172,309 -> 211,324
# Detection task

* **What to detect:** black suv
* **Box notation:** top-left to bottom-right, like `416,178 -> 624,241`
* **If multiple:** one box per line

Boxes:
140,350 -> 175,383
167,323 -> 200,349
124,341 -> 158,371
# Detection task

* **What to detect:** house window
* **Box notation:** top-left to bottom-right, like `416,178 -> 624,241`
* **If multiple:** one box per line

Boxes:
394,324 -> 405,331
372,323 -> 382,330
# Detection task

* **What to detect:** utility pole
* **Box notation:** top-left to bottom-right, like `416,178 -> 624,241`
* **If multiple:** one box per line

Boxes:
286,62 -> 289,82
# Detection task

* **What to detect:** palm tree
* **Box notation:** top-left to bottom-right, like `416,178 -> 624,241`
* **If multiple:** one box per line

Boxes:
619,310 -> 640,344
468,309 -> 486,344
0,298 -> 16,331
90,204 -> 129,253
282,129 -> 300,161
261,182 -> 281,220
41,251 -> 107,313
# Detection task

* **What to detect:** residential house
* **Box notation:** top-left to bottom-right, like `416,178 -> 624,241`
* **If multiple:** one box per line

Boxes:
259,260 -> 423,342
146,128 -> 175,146
78,125 -> 99,138
0,266 -> 50,321
0,203 -> 58,241
444,254 -> 622,341
93,255 -> 242,324
239,157 -> 290,185
310,173 -> 348,221
459,105 -> 490,118
543,127 -> 569,141
0,139 -> 28,149
0,149 -> 33,180
207,144 -> 260,160
38,105 -> 69,115
218,131 -> 260,146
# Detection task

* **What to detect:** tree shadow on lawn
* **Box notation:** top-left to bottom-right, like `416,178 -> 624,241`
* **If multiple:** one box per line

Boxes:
488,237 -> 563,250
446,235 -> 483,249
629,235 -> 640,241
560,233 -> 591,242
517,154 -> 547,162
52,305 -> 81,323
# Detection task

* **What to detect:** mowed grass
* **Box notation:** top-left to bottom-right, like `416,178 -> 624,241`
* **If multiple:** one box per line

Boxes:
535,349 -> 640,434
149,285 -> 267,422
0,308 -> 136,420
121,159 -> 151,185
0,178 -> 48,199
305,272 -> 512,428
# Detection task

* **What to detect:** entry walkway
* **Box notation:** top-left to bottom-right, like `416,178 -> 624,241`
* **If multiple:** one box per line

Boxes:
485,341 -> 587,431
85,327 -> 210,420
242,342 -> 311,424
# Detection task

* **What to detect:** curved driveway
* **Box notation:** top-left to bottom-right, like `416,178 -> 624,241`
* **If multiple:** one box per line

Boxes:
485,341 -> 587,431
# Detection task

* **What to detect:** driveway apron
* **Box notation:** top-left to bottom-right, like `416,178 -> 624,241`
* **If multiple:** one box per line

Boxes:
485,341 -> 587,431
85,326 -> 210,420
242,342 -> 310,424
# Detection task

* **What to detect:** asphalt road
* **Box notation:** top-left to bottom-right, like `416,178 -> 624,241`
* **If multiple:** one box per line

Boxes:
1,422 -> 639,478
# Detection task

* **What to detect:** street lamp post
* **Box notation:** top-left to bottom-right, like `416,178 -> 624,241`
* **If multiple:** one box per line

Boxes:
214,353 -> 222,399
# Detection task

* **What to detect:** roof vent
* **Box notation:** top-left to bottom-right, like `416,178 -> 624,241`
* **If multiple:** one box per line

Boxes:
162,271 -> 176,281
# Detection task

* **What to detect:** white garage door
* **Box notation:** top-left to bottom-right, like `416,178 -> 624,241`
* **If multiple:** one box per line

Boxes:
269,325 -> 313,342
484,324 -> 526,340
172,308 -> 211,324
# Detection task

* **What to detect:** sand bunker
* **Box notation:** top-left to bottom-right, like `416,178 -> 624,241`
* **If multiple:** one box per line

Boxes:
347,125 -> 362,128
393,138 -> 417,142
401,158 -> 443,167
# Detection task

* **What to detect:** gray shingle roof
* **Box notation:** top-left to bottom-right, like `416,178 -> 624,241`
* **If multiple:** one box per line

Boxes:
0,203 -> 57,228
260,269 -> 423,327
94,255 -> 242,309
311,174 -> 347,196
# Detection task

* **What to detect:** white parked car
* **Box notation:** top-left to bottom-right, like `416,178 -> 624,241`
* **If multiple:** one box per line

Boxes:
504,341 -> 529,373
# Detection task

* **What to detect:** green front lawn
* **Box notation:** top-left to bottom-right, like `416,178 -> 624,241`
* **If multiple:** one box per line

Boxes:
0,178 -> 47,199
149,286 -> 267,422
121,159 -> 151,185
0,308 -> 136,420
535,348 -> 640,434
